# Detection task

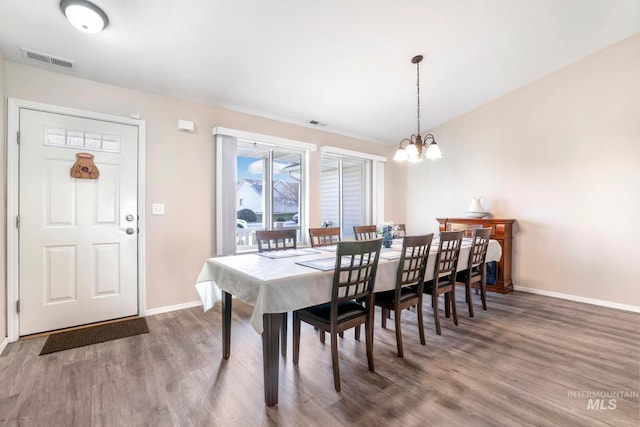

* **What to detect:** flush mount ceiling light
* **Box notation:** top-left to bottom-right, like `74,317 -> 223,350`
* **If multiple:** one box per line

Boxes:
60,0 -> 109,34
394,55 -> 442,162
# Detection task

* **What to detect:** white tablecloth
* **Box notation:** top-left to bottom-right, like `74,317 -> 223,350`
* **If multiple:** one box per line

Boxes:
196,239 -> 502,333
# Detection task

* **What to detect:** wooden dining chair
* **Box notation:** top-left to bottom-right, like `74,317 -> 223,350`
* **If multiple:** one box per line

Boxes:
309,227 -> 341,247
456,227 -> 492,317
293,239 -> 382,391
255,228 -> 297,356
255,229 -> 297,252
374,234 -> 433,357
353,225 -> 377,240
396,224 -> 407,238
423,230 -> 464,335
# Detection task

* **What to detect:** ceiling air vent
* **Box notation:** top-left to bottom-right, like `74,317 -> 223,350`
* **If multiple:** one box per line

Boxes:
21,48 -> 75,70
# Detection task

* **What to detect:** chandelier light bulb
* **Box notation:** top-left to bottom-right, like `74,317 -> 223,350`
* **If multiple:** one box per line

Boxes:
425,142 -> 442,159
408,153 -> 422,163
393,147 -> 409,161
405,142 -> 419,157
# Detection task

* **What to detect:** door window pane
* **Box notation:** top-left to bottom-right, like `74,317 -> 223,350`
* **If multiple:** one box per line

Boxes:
273,151 -> 301,239
237,145 -> 266,249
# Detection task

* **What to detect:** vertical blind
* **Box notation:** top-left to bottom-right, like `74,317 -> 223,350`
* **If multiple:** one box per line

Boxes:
320,156 -> 368,239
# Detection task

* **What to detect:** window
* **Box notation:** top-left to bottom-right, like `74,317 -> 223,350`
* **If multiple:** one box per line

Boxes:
45,127 -> 121,153
214,127 -> 314,255
320,154 -> 371,240
236,142 -> 304,251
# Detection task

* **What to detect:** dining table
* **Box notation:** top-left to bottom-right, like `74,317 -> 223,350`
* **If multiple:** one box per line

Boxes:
195,238 -> 502,407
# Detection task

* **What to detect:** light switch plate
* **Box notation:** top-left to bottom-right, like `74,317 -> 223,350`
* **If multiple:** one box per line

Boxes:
152,203 -> 165,215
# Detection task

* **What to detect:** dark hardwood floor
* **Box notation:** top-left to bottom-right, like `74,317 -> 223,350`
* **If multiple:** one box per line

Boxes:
1,289 -> 638,426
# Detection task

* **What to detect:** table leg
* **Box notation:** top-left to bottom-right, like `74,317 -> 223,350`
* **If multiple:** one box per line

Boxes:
222,291 -> 232,359
262,313 -> 281,407
281,312 -> 288,357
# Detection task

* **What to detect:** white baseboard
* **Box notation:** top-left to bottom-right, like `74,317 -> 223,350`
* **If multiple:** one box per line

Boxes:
515,286 -> 640,313
144,300 -> 203,317
0,337 -> 8,356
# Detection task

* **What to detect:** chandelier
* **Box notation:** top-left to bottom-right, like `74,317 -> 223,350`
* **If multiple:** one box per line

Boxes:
394,55 -> 442,162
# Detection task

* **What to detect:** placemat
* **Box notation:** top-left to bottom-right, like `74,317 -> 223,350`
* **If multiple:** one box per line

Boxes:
257,248 -> 320,259
297,255 -> 358,271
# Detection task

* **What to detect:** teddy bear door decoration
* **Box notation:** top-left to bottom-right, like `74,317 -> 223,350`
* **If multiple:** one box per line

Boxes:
70,152 -> 100,179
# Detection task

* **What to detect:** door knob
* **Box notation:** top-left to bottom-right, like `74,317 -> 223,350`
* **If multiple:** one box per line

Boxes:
126,228 -> 135,235
126,214 -> 135,222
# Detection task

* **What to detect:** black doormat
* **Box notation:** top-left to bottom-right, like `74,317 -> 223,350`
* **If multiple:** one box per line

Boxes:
39,317 -> 149,355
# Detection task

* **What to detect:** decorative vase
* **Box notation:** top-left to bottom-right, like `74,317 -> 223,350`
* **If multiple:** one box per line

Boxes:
382,228 -> 393,248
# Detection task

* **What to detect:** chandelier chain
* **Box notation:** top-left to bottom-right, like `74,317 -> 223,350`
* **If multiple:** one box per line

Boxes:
416,60 -> 421,136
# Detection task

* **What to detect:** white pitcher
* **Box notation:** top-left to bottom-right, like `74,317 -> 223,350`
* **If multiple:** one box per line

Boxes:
468,196 -> 486,212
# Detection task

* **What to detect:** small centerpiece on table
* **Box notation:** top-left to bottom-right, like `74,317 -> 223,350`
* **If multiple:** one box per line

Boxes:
377,221 -> 399,248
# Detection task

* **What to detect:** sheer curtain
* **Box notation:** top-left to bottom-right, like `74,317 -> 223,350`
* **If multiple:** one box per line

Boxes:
215,133 -> 238,256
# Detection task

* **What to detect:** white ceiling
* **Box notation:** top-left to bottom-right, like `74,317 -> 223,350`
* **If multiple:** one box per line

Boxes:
1,1 -> 639,145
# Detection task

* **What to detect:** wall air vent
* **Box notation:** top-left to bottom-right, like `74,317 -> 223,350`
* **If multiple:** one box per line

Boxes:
21,48 -> 75,70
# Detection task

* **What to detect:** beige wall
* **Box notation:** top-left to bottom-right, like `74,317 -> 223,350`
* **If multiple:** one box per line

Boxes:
0,50 -> 6,340
3,61 -> 404,315
407,34 -> 640,308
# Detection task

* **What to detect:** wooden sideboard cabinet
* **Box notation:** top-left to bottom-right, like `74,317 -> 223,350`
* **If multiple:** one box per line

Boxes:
436,218 -> 515,293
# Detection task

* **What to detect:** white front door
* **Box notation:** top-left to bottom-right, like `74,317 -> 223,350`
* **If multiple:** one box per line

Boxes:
18,108 -> 139,336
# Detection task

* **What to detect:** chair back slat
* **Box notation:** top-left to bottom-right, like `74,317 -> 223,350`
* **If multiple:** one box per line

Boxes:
435,231 -> 464,278
353,225 -> 377,241
309,227 -> 341,247
469,228 -> 492,267
333,239 -> 382,304
397,234 -> 433,289
255,229 -> 297,253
